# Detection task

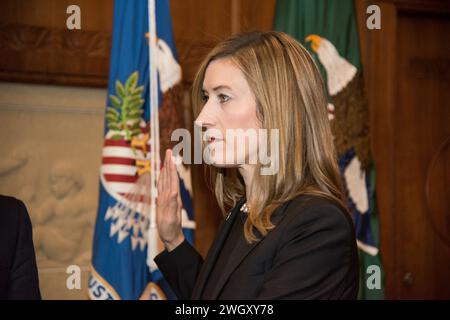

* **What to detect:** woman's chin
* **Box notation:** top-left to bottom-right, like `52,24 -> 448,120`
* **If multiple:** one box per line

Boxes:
209,162 -> 240,168
204,153 -> 241,168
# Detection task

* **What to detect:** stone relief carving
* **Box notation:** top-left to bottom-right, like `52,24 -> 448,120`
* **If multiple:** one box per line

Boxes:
0,148 -> 29,176
0,82 -> 106,298
33,162 -> 96,267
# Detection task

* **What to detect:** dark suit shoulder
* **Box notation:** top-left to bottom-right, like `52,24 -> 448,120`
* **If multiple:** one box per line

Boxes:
0,195 -> 31,252
0,195 -> 29,255
258,194 -> 359,299
282,194 -> 354,235
0,195 -> 27,219
0,194 -> 41,299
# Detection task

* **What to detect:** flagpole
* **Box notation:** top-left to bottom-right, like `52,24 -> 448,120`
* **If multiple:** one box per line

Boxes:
147,0 -> 160,271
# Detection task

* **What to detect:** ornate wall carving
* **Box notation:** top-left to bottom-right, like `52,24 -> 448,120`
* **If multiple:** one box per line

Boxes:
0,82 -> 106,299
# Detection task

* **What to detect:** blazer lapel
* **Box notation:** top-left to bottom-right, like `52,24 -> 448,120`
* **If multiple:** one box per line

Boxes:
209,199 -> 293,299
191,196 -> 246,299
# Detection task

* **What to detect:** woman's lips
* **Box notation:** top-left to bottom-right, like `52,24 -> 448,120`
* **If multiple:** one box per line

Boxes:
207,137 -> 223,144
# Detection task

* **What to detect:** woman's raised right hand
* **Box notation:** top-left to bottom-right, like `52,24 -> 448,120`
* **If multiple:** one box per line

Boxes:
156,149 -> 185,252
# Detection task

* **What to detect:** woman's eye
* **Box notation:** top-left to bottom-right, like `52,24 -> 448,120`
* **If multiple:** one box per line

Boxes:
201,93 -> 209,103
218,94 -> 230,103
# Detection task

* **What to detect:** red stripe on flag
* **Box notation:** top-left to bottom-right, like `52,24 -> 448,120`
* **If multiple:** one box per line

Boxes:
102,157 -> 135,165
119,193 -> 151,204
104,174 -> 137,183
104,139 -> 131,147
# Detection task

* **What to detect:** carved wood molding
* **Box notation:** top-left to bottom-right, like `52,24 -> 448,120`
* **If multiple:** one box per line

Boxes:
0,23 -> 221,87
0,23 -> 110,55
0,23 -> 112,87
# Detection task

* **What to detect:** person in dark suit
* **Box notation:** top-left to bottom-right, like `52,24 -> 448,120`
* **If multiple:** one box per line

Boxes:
154,31 -> 359,299
0,195 -> 41,299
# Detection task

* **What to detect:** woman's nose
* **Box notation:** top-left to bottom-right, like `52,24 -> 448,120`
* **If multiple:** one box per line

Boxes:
194,105 -> 214,129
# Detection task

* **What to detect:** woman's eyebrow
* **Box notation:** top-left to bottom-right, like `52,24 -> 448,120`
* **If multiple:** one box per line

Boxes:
213,85 -> 232,91
202,85 -> 232,92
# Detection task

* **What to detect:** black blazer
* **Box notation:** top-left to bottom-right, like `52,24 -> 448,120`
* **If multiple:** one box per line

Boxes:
0,195 -> 41,299
155,194 -> 359,300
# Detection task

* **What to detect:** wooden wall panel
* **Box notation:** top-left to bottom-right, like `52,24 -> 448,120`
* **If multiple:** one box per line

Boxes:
367,0 -> 450,299
171,0 -> 276,85
0,0 -> 114,86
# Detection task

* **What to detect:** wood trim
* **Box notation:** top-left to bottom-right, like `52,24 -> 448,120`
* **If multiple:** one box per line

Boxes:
0,23 -> 111,87
0,71 -> 108,87
176,39 -> 219,86
378,0 -> 450,14
231,0 -> 241,34
368,0 -> 450,298
366,1 -> 398,298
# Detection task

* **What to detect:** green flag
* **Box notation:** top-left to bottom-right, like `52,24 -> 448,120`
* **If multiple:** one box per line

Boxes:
274,0 -> 384,299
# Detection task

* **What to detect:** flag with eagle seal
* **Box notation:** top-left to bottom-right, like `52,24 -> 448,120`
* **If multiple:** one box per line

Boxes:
274,0 -> 384,299
89,0 -> 195,300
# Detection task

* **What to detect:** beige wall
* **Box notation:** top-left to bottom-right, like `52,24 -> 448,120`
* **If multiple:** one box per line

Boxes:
0,82 -> 106,299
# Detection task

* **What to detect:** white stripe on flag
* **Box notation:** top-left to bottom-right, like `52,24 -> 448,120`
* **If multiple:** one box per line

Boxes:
104,181 -> 135,194
102,146 -> 145,159
101,164 -> 137,176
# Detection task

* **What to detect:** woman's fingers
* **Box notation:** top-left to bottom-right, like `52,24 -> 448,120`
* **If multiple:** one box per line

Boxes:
157,172 -> 162,198
159,151 -> 168,199
163,150 -> 170,194
166,149 -> 179,199
169,151 -> 179,195
157,172 -> 161,196
158,149 -> 181,213
157,162 -> 163,196
167,150 -> 173,198
177,191 -> 182,214
159,160 -> 165,198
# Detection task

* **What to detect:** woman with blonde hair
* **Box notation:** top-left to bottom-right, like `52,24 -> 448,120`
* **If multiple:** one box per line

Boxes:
154,31 -> 359,299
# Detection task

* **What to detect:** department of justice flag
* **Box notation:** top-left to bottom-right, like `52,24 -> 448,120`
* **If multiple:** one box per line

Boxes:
89,0 -> 195,300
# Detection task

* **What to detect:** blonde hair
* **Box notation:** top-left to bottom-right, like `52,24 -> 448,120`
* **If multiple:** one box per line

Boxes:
191,31 -> 347,243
